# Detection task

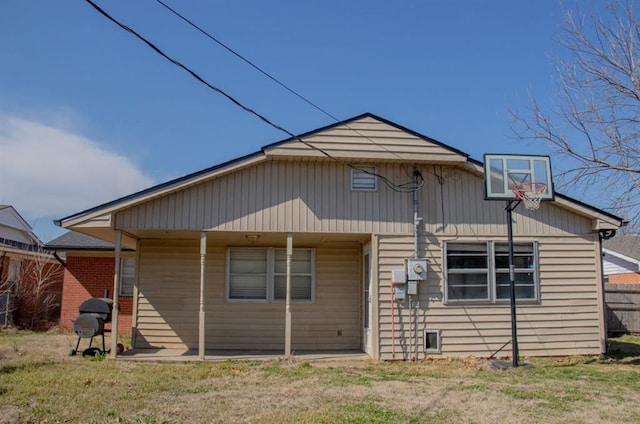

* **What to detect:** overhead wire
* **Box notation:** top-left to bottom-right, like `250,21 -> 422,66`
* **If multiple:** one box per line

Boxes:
83,0 -> 422,192
153,0 -> 406,163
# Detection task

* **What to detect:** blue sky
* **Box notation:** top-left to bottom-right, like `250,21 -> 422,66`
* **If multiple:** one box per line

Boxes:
0,0 -> 611,241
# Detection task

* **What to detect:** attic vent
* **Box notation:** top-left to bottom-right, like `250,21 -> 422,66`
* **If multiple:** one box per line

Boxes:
351,167 -> 377,191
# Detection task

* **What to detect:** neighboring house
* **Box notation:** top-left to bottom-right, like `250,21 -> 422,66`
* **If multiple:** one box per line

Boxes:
603,236 -> 640,284
603,235 -> 640,334
45,231 -> 135,333
55,113 -> 624,360
0,205 -> 63,327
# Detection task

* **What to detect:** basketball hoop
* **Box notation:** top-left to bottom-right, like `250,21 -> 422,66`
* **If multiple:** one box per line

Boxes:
512,182 -> 547,210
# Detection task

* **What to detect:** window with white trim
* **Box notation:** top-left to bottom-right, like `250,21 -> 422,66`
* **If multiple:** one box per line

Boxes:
494,243 -> 536,300
445,241 -> 538,303
351,166 -> 377,191
120,257 -> 136,296
227,247 -> 314,302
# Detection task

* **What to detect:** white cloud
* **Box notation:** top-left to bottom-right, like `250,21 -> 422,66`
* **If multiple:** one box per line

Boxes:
0,115 -> 154,219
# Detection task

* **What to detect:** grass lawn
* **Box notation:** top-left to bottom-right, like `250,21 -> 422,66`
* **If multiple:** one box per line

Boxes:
1,330 -> 639,424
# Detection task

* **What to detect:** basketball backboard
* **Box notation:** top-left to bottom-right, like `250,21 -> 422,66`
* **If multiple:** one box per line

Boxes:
484,154 -> 554,201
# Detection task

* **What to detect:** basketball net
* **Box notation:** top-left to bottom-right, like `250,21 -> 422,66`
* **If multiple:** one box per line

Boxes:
512,182 -> 547,210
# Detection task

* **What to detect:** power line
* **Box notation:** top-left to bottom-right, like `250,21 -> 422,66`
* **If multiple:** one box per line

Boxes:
153,0 -> 405,162
82,0 -> 421,192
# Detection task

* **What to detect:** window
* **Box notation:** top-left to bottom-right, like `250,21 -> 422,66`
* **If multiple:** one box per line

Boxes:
445,241 -> 538,303
494,244 -> 536,300
120,257 -> 136,296
351,166 -> 377,191
227,247 -> 314,302
446,243 -> 490,301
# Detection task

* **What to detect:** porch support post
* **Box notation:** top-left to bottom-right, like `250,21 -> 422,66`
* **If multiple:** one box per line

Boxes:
110,229 -> 122,358
199,231 -> 207,360
285,233 -> 293,358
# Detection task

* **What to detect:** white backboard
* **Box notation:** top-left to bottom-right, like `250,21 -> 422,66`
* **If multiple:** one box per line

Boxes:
484,154 -> 554,200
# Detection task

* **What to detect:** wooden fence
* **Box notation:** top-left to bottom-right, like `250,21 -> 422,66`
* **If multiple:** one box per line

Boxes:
605,283 -> 640,334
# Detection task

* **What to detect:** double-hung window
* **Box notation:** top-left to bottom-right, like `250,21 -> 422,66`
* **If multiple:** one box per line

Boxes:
446,243 -> 490,302
445,241 -> 538,303
494,243 -> 536,300
120,257 -> 136,296
227,247 -> 314,302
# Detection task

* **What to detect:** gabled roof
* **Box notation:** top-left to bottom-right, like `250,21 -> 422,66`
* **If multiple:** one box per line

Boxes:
604,236 -> 640,261
0,205 -> 42,247
56,113 -> 625,231
56,113 -> 469,228
45,231 -> 132,251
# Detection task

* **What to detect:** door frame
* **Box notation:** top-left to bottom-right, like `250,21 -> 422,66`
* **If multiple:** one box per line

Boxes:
362,242 -> 373,355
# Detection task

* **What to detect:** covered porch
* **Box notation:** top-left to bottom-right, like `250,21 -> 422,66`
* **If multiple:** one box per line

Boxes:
109,230 -> 376,360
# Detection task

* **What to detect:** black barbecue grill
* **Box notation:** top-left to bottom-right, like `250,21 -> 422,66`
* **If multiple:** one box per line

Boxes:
70,297 -> 113,357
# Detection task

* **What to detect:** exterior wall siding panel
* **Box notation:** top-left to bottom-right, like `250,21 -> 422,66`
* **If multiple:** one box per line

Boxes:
116,164 -> 592,237
376,234 -> 602,359
134,240 -> 361,351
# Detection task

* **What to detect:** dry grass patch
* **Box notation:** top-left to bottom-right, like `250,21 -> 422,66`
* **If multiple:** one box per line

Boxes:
1,331 -> 639,423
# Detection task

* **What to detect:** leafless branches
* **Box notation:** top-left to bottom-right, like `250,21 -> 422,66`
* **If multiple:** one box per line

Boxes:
513,1 -> 640,230
1,251 -> 63,329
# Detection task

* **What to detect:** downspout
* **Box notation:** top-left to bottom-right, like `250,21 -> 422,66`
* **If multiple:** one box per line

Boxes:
52,251 -> 66,268
598,229 -> 616,355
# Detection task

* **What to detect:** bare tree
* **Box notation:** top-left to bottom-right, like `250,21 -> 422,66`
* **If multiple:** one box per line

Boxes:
1,251 -> 63,329
513,1 -> 640,230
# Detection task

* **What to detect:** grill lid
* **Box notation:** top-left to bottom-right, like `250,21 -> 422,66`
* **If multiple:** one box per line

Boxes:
78,298 -> 113,321
73,313 -> 105,338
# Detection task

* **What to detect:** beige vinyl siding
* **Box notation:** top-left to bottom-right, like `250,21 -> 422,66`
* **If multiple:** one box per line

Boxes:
419,166 -> 593,236
115,161 -> 414,234
376,234 -> 602,359
264,116 -> 467,163
116,164 -> 591,237
134,240 -> 360,351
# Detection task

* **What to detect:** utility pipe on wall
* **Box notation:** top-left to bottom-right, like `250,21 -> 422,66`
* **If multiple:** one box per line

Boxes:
391,279 -> 395,359
412,168 -> 422,360
199,232 -> 207,360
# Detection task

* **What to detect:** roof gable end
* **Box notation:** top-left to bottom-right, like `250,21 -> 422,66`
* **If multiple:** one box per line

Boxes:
263,113 -> 469,163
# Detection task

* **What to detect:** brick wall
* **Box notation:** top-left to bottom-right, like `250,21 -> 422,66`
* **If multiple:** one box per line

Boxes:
61,256 -> 133,335
608,272 -> 640,284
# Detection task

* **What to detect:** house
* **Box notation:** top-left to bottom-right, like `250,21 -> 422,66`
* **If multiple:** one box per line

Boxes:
603,236 -> 640,284
55,113 -> 624,360
44,231 -> 136,333
0,205 -> 63,327
602,235 -> 640,334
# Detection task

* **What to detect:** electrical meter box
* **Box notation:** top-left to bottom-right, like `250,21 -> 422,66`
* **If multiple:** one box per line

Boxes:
391,269 -> 406,284
394,285 -> 406,301
407,259 -> 428,281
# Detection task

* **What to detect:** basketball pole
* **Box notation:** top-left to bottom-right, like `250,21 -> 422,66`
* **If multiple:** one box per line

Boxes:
506,200 -> 520,367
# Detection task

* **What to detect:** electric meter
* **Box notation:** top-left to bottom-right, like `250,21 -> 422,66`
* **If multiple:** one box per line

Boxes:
407,259 -> 427,281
